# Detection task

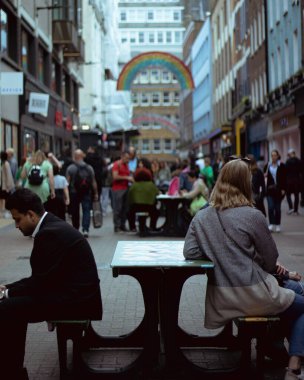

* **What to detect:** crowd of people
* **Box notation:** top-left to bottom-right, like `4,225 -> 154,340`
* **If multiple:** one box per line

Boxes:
0,146 -> 304,236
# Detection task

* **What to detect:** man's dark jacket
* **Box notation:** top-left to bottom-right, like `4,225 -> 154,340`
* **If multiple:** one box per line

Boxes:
5,213 -> 102,320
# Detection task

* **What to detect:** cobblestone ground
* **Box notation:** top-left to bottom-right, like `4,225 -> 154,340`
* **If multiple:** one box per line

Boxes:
0,200 -> 303,379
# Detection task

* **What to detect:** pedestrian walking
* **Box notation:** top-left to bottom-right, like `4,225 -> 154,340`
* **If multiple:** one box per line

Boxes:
0,151 -> 15,218
285,149 -> 303,215
264,149 -> 287,233
1,188 -> 102,379
6,147 -> 18,183
247,154 -> 266,216
45,165 -> 70,220
112,151 -> 134,233
21,150 -> 55,206
66,149 -> 98,238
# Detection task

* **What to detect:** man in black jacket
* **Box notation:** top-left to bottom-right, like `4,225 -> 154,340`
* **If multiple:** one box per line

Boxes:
1,188 -> 102,379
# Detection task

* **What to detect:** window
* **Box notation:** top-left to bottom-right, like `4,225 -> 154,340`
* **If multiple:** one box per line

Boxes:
163,92 -> 170,104
121,38 -> 127,43
62,72 -> 66,101
139,32 -> 144,43
172,74 -> 177,82
21,29 -> 37,75
120,11 -> 126,21
147,11 -> 154,20
173,11 -> 180,21
21,30 -> 29,71
153,139 -> 160,151
51,60 -> 60,94
277,47 -> 282,84
166,31 -> 172,43
173,91 -> 179,103
149,32 -> 155,43
132,92 -> 138,104
174,31 -> 181,43
164,139 -> 171,150
157,31 -> 163,43
293,30 -> 299,72
140,70 -> 149,83
151,69 -> 159,82
0,9 -> 8,53
162,71 -> 170,82
38,46 -> 48,85
253,18 -> 257,51
142,139 -> 149,151
258,12 -> 262,46
271,53 -> 275,89
284,40 -> 289,80
130,32 -> 136,43
152,92 -> 160,104
141,93 -> 149,104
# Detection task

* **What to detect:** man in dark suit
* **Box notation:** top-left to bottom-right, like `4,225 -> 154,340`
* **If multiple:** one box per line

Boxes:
0,188 -> 102,379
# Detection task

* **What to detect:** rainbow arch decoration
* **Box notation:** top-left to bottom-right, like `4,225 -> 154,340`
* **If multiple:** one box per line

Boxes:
132,114 -> 179,133
117,51 -> 195,91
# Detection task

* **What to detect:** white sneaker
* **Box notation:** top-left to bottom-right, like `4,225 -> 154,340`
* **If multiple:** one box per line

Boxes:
287,209 -> 294,215
275,225 -> 281,233
268,224 -> 274,232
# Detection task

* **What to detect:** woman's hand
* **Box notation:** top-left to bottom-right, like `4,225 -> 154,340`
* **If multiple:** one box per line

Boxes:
276,262 -> 288,276
289,271 -> 302,281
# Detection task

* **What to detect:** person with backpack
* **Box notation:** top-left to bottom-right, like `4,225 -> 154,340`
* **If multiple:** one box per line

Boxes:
66,149 -> 98,238
21,150 -> 55,205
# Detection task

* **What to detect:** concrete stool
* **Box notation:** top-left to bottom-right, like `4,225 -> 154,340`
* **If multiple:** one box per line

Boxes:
136,212 -> 149,237
234,316 -> 281,372
48,319 -> 90,379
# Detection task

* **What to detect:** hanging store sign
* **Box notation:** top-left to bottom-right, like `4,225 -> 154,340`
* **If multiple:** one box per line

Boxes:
28,92 -> 49,117
0,72 -> 24,95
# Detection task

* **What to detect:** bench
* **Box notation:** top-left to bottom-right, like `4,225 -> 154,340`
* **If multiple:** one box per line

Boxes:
234,316 -> 282,371
48,319 -> 90,379
136,212 -> 149,237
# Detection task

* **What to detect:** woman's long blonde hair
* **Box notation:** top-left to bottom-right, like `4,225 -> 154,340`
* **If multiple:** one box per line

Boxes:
209,159 -> 253,210
33,150 -> 47,165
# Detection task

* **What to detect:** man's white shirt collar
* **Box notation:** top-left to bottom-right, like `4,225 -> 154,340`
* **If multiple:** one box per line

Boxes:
32,212 -> 48,238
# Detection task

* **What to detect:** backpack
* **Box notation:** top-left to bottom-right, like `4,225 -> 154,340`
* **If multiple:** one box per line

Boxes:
74,164 -> 93,195
28,165 -> 44,186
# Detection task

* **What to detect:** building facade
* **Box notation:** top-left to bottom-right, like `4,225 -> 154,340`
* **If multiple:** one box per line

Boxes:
118,0 -> 185,160
1,0 -> 85,160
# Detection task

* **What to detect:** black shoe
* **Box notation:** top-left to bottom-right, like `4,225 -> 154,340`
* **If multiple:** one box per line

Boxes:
120,226 -> 128,232
114,227 -> 120,233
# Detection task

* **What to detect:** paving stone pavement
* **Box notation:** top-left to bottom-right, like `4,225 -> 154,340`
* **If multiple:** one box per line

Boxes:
0,200 -> 304,379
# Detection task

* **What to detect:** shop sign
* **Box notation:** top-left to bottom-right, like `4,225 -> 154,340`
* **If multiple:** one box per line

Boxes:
55,111 -> 63,127
28,92 -> 49,117
0,72 -> 24,95
65,117 -> 72,131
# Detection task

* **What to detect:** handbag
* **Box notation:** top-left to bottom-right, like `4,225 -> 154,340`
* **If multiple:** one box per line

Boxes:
92,200 -> 103,228
190,194 -> 207,215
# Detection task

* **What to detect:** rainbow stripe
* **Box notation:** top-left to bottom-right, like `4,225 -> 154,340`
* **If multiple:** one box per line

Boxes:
132,114 -> 178,133
117,51 -> 194,91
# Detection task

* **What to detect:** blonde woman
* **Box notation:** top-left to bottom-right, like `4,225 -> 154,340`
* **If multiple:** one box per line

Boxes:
184,159 -> 304,379
21,150 -> 55,204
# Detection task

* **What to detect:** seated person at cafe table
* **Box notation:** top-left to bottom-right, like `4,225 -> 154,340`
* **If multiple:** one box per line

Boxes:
181,168 -> 209,216
0,188 -> 102,380
183,158 -> 304,380
127,167 -> 160,232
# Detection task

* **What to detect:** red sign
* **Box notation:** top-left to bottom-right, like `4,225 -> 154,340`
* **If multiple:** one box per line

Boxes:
65,117 -> 72,131
55,111 -> 63,127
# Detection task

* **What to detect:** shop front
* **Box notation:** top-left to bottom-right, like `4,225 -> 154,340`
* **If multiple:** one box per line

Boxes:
268,104 -> 300,162
247,117 -> 269,161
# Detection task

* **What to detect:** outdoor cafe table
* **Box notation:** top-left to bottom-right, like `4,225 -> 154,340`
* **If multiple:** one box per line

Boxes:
156,194 -> 189,237
109,241 -> 235,375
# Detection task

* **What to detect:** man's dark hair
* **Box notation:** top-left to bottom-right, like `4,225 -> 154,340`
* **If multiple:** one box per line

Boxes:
5,188 -> 45,216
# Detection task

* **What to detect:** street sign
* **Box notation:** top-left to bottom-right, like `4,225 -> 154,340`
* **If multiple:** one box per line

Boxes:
29,92 -> 49,117
0,72 -> 24,95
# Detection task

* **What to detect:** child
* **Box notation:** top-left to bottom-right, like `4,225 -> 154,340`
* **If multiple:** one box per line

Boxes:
46,165 -> 69,220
